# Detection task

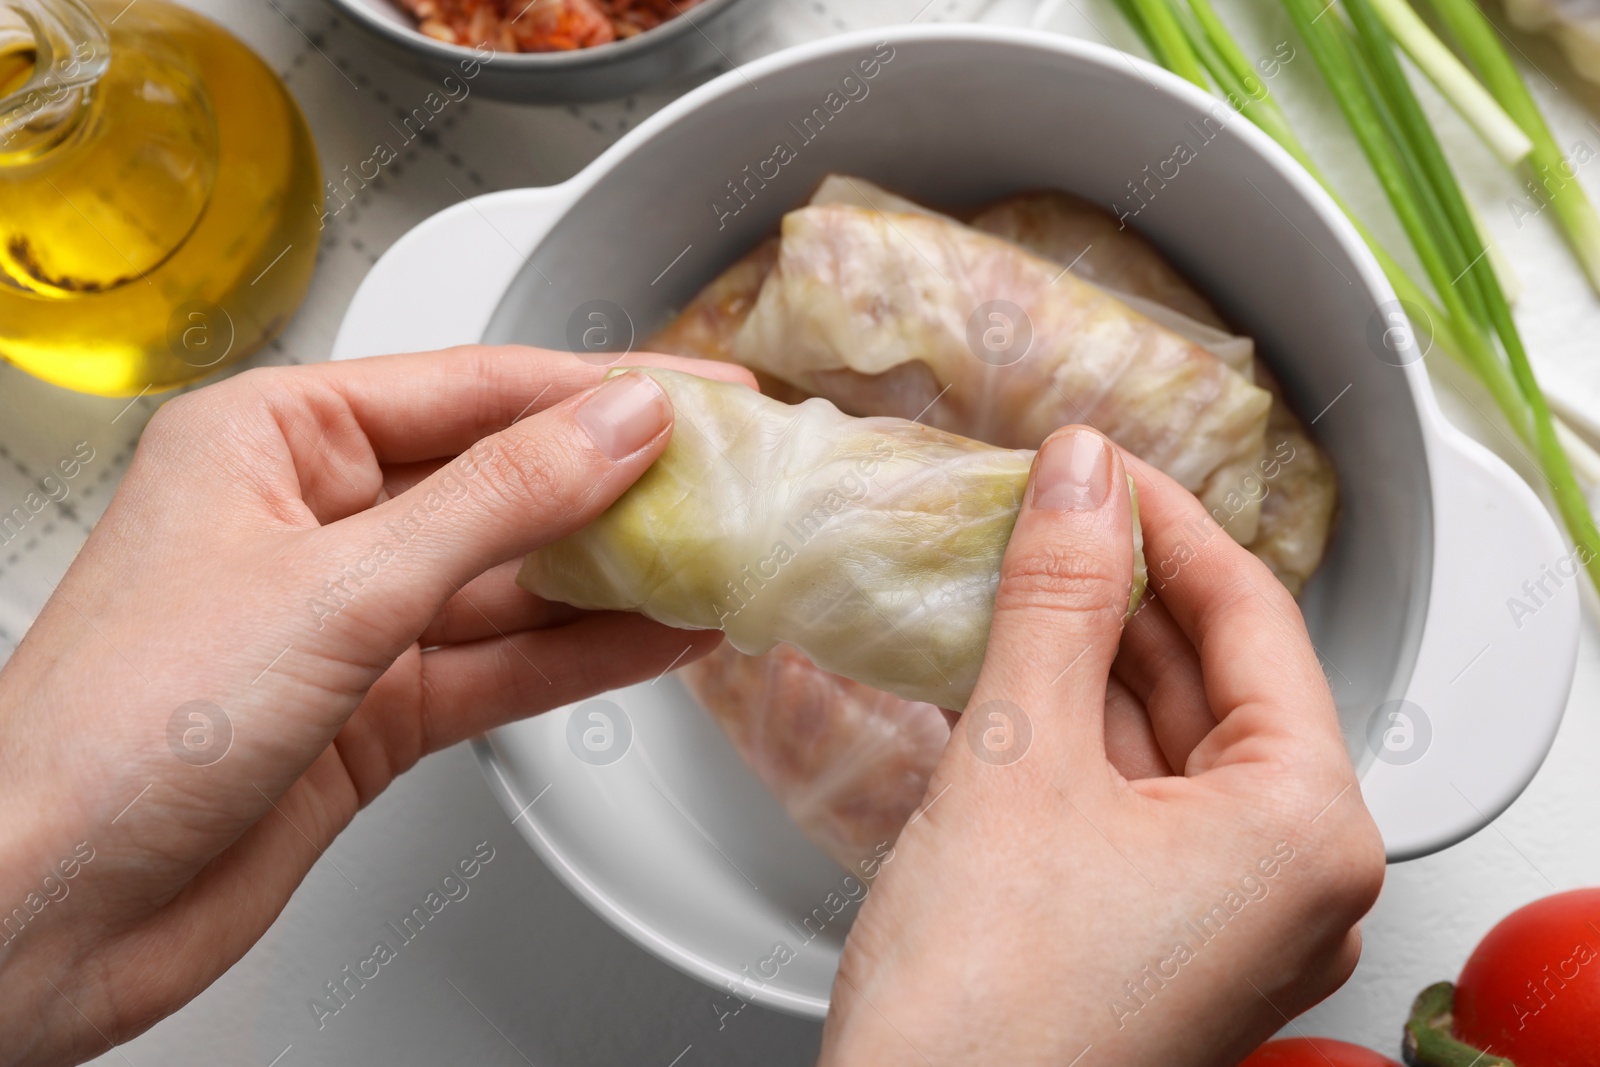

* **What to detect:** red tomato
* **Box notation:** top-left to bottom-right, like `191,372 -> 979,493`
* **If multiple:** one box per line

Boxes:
1241,1037 -> 1401,1066
1454,888 -> 1600,1066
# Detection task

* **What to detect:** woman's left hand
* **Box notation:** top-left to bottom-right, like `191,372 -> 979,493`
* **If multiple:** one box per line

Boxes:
0,346 -> 748,1067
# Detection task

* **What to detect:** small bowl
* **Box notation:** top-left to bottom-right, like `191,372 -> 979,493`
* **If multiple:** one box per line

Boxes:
324,0 -> 758,103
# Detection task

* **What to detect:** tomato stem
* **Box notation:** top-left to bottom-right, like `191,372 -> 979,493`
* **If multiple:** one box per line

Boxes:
1402,982 -> 1515,1066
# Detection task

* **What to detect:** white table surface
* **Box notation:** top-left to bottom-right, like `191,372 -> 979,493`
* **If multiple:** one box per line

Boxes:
0,0 -> 1589,1061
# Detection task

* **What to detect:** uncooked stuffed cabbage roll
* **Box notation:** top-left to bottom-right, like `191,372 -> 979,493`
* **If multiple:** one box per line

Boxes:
518,367 -> 1146,709
646,238 -> 811,405
969,190 -> 1230,330
807,177 -> 1255,370
945,185 -> 1339,593
965,189 -> 1255,374
730,202 -> 1273,542
680,641 -> 951,870
1247,361 -> 1339,596
652,180 -> 1257,452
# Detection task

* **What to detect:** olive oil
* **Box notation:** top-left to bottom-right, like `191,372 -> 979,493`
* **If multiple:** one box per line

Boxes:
0,0 -> 321,395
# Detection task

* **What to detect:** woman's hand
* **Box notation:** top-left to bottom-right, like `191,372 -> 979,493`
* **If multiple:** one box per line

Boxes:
0,346 -> 749,1067
822,426 -> 1386,1066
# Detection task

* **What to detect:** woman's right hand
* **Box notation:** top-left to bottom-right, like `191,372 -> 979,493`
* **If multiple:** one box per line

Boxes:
822,426 -> 1385,1066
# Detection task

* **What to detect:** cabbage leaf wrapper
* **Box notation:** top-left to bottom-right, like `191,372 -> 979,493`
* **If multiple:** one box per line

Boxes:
731,204 -> 1271,523
969,190 -> 1231,331
518,368 -> 1147,710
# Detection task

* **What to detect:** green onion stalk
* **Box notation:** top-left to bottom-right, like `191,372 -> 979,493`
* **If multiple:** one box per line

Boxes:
1119,0 -> 1476,389
1322,0 -> 1600,588
1112,0 -> 1600,593
1421,0 -> 1600,294
1369,0 -> 1532,167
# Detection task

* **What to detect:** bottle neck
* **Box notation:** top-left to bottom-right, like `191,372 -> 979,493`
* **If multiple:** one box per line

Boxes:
0,0 -> 109,162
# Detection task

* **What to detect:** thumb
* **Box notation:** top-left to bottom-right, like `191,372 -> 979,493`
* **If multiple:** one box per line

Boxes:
329,369 -> 673,626
964,426 -> 1134,772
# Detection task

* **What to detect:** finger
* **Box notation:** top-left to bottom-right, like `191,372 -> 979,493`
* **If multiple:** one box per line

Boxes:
1103,674 -> 1171,780
151,616 -> 724,975
966,426 -> 1134,771
1113,594 -> 1214,773
293,345 -> 757,464
419,559 -> 580,646
359,615 -> 724,766
1123,452 -> 1336,746
208,348 -> 757,528
330,369 -> 676,642
379,458 -> 448,502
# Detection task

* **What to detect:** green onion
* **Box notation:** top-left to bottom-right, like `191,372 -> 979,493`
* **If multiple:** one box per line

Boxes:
1107,0 -> 1156,54
1119,0 -> 1478,403
1300,0 -> 1600,590
1369,0 -> 1532,166
1129,0 -> 1209,87
1466,195 -> 1520,304
1112,0 -> 1600,593
1422,0 -> 1600,292
1176,1 -> 1473,369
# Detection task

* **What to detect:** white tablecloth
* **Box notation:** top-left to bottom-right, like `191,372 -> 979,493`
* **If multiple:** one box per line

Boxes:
0,0 -> 1581,1061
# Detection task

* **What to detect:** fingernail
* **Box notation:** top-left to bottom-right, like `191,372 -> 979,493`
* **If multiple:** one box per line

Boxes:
1033,428 -> 1111,511
576,372 -> 669,459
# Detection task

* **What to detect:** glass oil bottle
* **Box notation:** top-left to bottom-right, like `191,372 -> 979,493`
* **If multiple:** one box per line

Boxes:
0,0 -> 322,395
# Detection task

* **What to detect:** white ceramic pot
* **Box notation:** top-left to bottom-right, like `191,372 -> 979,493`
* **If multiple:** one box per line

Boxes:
332,25 -> 1580,1018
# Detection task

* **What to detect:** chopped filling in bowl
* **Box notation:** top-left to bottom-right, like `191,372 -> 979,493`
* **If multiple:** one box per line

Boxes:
399,0 -> 706,51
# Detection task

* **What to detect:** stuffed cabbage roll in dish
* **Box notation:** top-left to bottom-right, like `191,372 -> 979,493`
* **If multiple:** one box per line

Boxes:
1244,361 -> 1339,596
651,180 -> 1257,452
645,239 -> 813,404
730,203 -> 1272,543
518,367 -> 1146,709
808,178 -> 1257,373
957,185 -> 1338,592
808,173 -> 952,221
963,188 -> 1266,530
649,175 -> 950,373
971,193 -> 1255,374
680,641 -> 951,870
969,190 -> 1230,330
655,178 -> 1254,426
